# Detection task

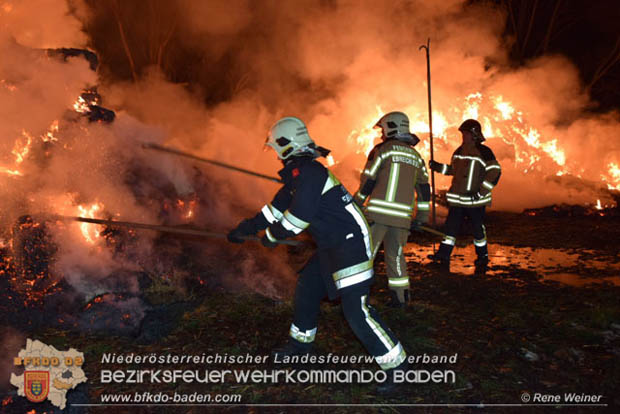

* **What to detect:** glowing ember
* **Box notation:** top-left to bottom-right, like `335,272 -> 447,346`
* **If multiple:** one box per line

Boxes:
176,198 -> 198,220
0,78 -> 17,91
77,202 -> 104,244
595,199 -> 603,210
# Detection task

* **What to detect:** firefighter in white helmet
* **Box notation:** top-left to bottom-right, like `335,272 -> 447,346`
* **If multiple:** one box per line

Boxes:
228,116 -> 407,390
428,119 -> 501,272
354,111 -> 431,307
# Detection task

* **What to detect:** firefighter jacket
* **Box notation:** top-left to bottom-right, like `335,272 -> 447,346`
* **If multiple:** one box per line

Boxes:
245,155 -> 374,296
432,143 -> 501,207
354,139 -> 431,229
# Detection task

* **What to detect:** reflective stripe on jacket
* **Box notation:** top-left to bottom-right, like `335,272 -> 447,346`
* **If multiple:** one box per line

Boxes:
434,143 -> 501,207
355,139 -> 430,229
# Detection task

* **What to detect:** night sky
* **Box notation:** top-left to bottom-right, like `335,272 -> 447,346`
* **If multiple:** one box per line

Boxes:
488,0 -> 620,112
82,0 -> 620,111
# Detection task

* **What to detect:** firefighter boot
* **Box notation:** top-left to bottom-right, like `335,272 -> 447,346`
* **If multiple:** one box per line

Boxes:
271,339 -> 313,362
474,256 -> 489,274
427,253 -> 450,272
377,360 -> 409,395
387,288 -> 410,308
428,242 -> 452,272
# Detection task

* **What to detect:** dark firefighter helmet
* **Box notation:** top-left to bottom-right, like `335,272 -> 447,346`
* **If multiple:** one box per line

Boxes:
458,119 -> 485,142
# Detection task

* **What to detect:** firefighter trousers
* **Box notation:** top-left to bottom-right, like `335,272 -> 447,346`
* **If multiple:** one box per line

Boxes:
289,253 -> 406,370
436,206 -> 488,260
370,223 -> 410,299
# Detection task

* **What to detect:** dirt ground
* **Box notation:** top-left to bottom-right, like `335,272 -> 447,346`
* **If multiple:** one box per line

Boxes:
1,210 -> 619,413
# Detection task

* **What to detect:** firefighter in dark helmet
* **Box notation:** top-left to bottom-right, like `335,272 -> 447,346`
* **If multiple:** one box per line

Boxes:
227,117 -> 407,387
354,112 -> 431,307
428,119 -> 501,272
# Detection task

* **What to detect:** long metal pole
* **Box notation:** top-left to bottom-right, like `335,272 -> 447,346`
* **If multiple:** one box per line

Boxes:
59,216 -> 303,246
419,38 -> 436,228
142,142 -> 283,184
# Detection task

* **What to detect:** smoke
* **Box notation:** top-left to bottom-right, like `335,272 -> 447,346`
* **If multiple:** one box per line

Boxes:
0,0 -> 87,49
77,0 -> 619,212
0,328 -> 25,391
2,0 -> 619,310
0,0 -> 298,306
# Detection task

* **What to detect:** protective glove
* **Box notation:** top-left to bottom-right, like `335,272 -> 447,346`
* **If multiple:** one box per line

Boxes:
227,219 -> 255,244
261,234 -> 278,248
410,220 -> 423,233
428,160 -> 441,172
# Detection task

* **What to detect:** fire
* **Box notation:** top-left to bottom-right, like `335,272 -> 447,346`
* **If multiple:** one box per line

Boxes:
493,96 -> 516,120
77,202 -> 104,244
346,91 -> 616,189
12,130 -> 33,164
463,92 -> 482,119
176,198 -> 198,220
41,120 -> 60,142
347,105 -> 384,155
73,95 -> 90,113
603,162 -> 620,191
0,78 -> 17,92
0,166 -> 22,176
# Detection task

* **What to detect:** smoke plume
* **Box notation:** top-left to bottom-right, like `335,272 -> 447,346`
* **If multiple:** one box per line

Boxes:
2,0 -> 619,310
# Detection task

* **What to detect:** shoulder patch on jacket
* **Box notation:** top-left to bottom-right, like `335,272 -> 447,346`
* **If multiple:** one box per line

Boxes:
292,168 -> 300,178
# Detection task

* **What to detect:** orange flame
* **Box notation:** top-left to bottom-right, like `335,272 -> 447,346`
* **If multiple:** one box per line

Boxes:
602,162 -> 620,191
73,96 -> 90,113
41,120 -> 59,142
177,198 -> 198,220
346,91 -> 613,189
0,166 -> 22,176
12,130 -> 33,164
77,202 -> 104,244
348,105 -> 384,156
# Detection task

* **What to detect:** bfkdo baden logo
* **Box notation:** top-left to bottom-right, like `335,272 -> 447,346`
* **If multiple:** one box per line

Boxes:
24,371 -> 50,403
10,339 -> 87,410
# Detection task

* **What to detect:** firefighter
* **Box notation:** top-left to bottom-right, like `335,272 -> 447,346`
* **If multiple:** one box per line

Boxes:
227,116 -> 407,387
428,119 -> 501,272
354,112 -> 431,308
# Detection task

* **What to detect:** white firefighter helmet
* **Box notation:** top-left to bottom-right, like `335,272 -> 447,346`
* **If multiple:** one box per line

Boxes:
266,116 -> 315,159
375,111 -> 419,144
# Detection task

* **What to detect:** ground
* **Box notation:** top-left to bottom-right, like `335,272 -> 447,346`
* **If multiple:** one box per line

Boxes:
1,210 -> 619,413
